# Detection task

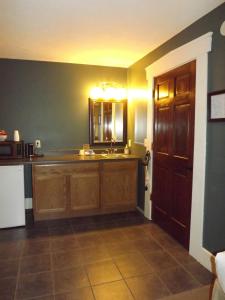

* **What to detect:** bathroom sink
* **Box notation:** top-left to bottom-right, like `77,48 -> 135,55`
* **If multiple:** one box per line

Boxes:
95,153 -> 127,159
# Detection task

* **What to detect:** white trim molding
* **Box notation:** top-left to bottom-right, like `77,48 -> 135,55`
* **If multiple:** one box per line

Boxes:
145,32 -> 213,270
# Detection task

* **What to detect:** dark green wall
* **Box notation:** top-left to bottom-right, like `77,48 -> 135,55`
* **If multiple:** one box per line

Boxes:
0,59 -> 127,152
128,3 -> 225,252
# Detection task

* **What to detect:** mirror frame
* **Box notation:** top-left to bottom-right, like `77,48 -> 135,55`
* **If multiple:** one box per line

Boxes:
89,98 -> 127,146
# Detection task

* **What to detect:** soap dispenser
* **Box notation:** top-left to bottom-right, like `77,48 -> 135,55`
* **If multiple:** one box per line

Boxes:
124,144 -> 129,155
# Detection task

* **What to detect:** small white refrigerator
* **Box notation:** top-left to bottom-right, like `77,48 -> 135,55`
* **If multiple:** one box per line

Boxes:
0,165 -> 25,228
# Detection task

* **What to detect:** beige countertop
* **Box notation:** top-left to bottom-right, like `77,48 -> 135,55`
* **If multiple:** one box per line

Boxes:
0,153 -> 141,166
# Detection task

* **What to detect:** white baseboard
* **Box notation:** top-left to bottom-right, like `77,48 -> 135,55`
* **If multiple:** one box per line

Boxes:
25,198 -> 33,209
190,246 -> 214,272
144,197 -> 152,220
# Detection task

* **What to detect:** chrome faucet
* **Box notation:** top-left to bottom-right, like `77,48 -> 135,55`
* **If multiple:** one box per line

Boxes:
107,138 -> 116,154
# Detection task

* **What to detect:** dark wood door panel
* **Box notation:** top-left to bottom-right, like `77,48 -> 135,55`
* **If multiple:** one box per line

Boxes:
156,80 -> 170,100
175,74 -> 191,97
169,169 -> 193,249
152,60 -> 196,249
152,165 -> 171,214
170,169 -> 192,226
173,103 -> 191,161
155,106 -> 171,155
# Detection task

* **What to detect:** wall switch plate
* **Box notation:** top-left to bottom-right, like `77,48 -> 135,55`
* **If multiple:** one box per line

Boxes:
35,139 -> 41,148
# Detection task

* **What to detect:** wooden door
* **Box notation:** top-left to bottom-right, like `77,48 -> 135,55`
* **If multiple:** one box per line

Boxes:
70,163 -> 100,212
101,160 -> 137,210
152,61 -> 196,249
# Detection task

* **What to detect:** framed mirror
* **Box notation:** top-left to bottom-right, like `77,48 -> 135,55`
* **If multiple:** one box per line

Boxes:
89,98 -> 127,146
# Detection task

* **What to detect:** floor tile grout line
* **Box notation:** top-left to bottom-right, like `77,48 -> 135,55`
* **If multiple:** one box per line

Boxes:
83,258 -> 98,300
155,264 -> 203,296
162,244 -> 211,286
152,268 -> 174,297
111,255 -> 136,299
123,278 -> 136,300
50,251 -> 56,298
13,240 -> 24,300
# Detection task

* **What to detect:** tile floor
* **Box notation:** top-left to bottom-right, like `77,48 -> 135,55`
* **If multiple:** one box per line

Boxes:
0,211 -> 214,300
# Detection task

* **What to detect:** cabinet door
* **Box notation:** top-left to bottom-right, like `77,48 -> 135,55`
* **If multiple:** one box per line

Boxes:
33,165 -> 68,219
70,163 -> 100,212
101,160 -> 137,209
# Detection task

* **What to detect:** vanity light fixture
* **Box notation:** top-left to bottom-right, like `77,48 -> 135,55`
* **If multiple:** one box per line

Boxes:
90,83 -> 126,101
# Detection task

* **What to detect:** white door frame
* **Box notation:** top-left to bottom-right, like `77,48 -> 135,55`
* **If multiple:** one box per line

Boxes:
145,32 -> 213,270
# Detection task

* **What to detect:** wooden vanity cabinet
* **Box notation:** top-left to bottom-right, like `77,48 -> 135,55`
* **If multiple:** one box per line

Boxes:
101,160 -> 137,211
32,165 -> 68,220
69,163 -> 100,212
32,159 -> 138,220
33,163 -> 100,220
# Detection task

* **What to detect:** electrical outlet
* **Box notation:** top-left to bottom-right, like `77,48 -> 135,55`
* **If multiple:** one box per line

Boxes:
35,139 -> 41,148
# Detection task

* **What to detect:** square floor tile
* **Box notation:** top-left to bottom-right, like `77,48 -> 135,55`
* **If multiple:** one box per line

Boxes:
0,228 -> 27,242
93,280 -> 133,300
16,272 -> 53,299
28,296 -> 54,300
132,237 -> 162,253
55,286 -> 95,299
184,262 -> 215,285
85,260 -> 122,285
0,259 -> 19,278
106,240 -> 137,258
82,245 -> 111,264
126,274 -> 170,300
114,252 -> 153,278
52,249 -> 83,270
54,267 -> 90,294
22,239 -> 50,256
20,254 -> 51,274
51,236 -> 79,252
142,223 -> 166,237
76,232 -> 104,248
143,249 -> 178,272
100,229 -> 127,244
152,233 -> 181,249
0,276 -> 17,300
121,226 -> 149,240
159,266 -> 201,294
24,228 -> 49,240
0,241 -> 22,260
166,246 -> 197,266
160,285 -> 210,300
48,225 -> 73,237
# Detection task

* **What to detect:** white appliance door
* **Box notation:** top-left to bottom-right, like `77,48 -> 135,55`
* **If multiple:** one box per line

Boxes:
0,165 -> 25,228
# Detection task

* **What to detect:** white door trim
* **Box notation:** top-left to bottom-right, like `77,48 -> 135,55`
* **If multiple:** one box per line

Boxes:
145,32 -> 213,270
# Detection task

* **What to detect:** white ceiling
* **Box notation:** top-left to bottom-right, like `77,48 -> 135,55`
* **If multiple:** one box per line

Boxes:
0,0 -> 224,68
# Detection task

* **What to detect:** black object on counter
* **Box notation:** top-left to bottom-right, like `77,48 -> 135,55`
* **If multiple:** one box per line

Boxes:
25,143 -> 34,157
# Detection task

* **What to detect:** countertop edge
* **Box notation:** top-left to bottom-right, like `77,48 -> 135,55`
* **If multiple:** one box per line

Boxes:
0,154 -> 142,166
